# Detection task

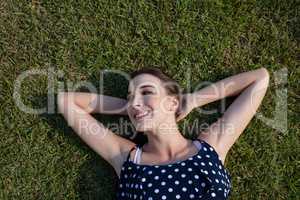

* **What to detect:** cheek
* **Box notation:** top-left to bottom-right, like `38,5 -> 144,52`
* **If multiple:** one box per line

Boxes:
150,98 -> 170,114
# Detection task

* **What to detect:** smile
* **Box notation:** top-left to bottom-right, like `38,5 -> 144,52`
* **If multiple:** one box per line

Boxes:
135,111 -> 151,120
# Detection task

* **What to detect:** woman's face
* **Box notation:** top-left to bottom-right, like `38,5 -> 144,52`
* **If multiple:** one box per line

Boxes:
126,74 -> 179,132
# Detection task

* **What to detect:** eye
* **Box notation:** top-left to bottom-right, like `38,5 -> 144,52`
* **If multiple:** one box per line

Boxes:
142,90 -> 153,95
126,91 -> 153,100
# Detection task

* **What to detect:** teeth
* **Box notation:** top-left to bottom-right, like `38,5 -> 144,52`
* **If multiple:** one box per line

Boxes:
135,111 -> 149,119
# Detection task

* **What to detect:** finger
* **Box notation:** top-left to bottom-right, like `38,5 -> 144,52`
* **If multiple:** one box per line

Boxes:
176,114 -> 183,122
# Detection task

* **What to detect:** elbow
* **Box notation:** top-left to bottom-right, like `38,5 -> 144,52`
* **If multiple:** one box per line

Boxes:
259,67 -> 270,79
57,92 -> 69,113
256,68 -> 270,87
57,92 -> 66,106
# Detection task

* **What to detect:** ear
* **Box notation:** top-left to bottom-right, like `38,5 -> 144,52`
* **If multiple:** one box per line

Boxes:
169,96 -> 179,112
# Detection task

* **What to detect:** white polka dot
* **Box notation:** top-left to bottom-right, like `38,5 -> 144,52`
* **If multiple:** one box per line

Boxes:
154,189 -> 159,193
168,174 -> 173,179
206,154 -> 210,158
141,178 -> 146,182
162,195 -> 167,200
148,183 -> 152,187
194,175 -> 199,179
211,192 -> 216,197
188,180 -> 193,184
175,180 -> 179,185
189,194 -> 195,198
203,147 -> 207,151
161,181 -> 166,186
181,174 -> 186,178
209,162 -> 213,166
174,168 -> 179,172
176,194 -> 180,199
188,168 -> 192,172
215,179 -> 219,183
201,162 -> 205,166
168,188 -> 173,192
182,187 -> 187,192
154,176 -> 159,180
193,162 -> 199,166
181,162 -> 186,166
161,169 -> 166,173
201,182 -> 206,187
148,171 -> 153,174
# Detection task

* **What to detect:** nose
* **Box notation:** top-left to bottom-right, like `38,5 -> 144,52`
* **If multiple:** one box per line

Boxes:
129,94 -> 143,110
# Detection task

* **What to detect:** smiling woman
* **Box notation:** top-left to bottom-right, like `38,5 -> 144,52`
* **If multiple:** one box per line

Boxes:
57,67 -> 269,200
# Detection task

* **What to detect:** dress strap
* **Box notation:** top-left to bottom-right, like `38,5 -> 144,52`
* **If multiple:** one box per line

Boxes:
133,147 -> 142,163
126,143 -> 144,162
193,139 -> 203,150
194,138 -> 203,144
126,145 -> 137,161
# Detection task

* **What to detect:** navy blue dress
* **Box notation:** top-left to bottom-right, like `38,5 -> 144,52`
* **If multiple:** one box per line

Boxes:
116,138 -> 232,199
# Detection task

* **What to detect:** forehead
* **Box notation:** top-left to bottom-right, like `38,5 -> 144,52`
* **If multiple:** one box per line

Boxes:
128,74 -> 163,92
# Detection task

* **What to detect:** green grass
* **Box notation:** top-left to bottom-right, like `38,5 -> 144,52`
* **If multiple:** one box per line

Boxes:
1,0 -> 299,199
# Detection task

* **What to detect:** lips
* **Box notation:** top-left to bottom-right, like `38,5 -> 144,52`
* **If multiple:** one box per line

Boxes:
134,110 -> 151,120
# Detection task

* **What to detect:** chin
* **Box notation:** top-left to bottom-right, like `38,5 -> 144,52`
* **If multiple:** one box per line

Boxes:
134,121 -> 155,132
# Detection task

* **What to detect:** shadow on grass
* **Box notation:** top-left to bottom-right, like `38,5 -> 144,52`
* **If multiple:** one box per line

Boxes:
34,68 -> 237,199
35,69 -> 151,199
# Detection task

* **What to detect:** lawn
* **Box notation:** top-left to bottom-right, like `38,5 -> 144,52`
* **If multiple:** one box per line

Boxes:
1,0 -> 299,199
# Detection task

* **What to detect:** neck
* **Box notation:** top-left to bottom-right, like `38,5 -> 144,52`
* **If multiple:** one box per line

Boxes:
143,121 -> 191,159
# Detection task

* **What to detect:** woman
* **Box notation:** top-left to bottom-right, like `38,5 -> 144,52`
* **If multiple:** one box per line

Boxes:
57,67 -> 270,199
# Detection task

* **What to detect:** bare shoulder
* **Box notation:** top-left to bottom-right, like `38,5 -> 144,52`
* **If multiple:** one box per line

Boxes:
113,138 -> 137,178
197,128 -> 227,165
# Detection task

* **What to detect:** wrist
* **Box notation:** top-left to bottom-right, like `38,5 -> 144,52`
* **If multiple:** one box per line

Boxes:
189,93 -> 199,110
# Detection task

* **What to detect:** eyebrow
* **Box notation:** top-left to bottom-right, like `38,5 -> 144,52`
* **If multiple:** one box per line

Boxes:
127,85 -> 155,96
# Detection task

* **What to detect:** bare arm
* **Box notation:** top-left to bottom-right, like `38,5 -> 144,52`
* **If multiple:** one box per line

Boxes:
191,68 -> 270,163
57,92 -> 134,178
191,68 -> 268,108
61,92 -> 128,115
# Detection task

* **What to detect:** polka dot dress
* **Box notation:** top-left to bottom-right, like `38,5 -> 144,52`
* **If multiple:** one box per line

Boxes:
116,139 -> 231,199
